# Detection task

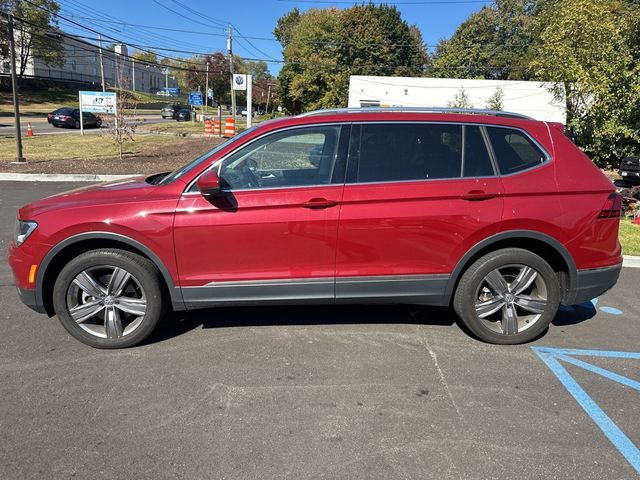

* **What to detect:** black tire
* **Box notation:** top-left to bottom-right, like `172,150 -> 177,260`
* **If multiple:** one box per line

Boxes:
453,248 -> 560,345
74,120 -> 80,129
52,248 -> 164,349
95,119 -> 102,128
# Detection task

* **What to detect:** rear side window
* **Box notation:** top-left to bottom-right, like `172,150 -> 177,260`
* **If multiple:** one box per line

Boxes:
355,124 -> 462,183
486,127 -> 547,174
463,126 -> 494,177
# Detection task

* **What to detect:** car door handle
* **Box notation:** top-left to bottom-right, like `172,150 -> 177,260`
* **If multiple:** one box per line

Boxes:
461,190 -> 498,201
302,198 -> 338,209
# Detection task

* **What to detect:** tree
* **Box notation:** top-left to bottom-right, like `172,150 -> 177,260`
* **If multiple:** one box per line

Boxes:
132,51 -> 158,66
275,5 -> 429,113
0,0 -> 64,77
448,88 -> 473,108
431,0 -> 538,80
528,0 -> 640,167
486,87 -> 504,110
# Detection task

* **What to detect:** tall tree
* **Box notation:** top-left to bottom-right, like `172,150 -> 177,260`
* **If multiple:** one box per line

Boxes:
275,5 -> 429,113
528,0 -> 640,166
431,0 -> 538,80
0,0 -> 64,77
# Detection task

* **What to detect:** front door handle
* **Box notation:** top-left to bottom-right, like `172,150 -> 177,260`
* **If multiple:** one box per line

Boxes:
302,198 -> 338,209
461,190 -> 498,201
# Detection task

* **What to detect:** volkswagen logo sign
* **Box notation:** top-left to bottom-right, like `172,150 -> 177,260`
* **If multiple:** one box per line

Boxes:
235,76 -> 244,86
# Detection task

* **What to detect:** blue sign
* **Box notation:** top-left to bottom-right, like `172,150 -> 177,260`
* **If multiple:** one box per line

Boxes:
189,92 -> 203,106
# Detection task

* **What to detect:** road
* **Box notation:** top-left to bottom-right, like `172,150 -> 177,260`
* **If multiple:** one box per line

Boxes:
1,181 -> 639,480
0,114 -> 174,136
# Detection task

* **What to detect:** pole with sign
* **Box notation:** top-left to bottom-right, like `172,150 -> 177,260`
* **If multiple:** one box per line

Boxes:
79,91 -> 117,136
232,73 -> 248,127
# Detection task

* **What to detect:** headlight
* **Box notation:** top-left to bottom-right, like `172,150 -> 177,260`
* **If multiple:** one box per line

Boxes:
15,220 -> 37,246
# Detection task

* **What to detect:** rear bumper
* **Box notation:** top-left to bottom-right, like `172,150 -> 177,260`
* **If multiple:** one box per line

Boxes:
565,262 -> 623,305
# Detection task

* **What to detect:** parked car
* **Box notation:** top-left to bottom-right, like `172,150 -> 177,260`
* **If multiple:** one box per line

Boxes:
9,107 -> 623,348
161,104 -> 184,119
47,108 -> 102,129
174,109 -> 191,122
619,155 -> 640,186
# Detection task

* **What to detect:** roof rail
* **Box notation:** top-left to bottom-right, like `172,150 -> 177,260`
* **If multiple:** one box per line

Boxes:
298,106 -> 534,120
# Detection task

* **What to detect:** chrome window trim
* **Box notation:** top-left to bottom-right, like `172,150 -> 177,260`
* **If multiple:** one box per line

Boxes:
346,120 -> 551,186
183,122 -> 347,195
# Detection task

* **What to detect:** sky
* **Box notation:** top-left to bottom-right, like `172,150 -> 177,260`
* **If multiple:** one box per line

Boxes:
55,0 -> 492,76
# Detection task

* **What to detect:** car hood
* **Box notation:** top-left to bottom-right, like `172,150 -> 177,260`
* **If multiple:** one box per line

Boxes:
19,175 -> 154,219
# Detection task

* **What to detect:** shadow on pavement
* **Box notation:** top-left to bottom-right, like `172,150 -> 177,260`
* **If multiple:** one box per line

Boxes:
143,304 -> 458,346
552,301 -> 597,326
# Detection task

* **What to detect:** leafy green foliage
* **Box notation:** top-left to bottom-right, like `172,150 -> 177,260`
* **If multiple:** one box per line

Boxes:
447,88 -> 473,108
431,0 -> 537,80
486,87 -> 505,110
275,5 -> 429,113
528,0 -> 640,167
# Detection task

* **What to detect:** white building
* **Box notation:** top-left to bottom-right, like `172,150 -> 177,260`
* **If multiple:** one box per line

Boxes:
348,75 -> 566,123
1,32 -> 176,93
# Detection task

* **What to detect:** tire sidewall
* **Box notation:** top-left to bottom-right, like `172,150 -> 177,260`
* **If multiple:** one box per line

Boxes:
454,249 -> 561,345
52,250 -> 163,349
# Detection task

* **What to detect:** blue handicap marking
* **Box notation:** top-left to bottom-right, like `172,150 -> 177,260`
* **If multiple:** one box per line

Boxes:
532,347 -> 640,474
590,298 -> 623,315
559,298 -> 622,315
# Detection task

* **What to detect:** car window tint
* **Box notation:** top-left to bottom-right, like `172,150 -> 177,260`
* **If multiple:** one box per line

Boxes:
486,127 -> 546,174
219,126 -> 341,190
463,126 -> 494,177
354,124 -> 462,183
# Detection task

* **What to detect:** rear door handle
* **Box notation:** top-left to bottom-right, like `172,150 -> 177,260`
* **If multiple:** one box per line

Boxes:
302,198 -> 338,209
461,190 -> 498,201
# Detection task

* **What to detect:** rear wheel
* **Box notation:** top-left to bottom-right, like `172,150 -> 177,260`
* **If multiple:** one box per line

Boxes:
74,120 -> 80,129
52,249 -> 164,348
453,248 -> 560,344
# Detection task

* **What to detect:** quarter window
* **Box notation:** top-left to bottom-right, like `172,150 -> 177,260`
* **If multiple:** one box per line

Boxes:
219,126 -> 342,190
354,124 -> 463,183
486,127 -> 547,174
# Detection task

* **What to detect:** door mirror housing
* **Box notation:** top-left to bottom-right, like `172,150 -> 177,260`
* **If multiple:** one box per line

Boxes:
196,169 -> 221,197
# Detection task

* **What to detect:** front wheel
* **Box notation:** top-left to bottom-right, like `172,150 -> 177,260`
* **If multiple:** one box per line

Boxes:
453,248 -> 560,345
52,249 -> 164,348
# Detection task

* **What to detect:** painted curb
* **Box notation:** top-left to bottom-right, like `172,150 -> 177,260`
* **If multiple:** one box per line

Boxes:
0,173 -> 136,182
623,256 -> 640,268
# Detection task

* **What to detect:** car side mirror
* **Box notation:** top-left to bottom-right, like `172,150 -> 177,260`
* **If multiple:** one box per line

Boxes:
196,169 -> 221,197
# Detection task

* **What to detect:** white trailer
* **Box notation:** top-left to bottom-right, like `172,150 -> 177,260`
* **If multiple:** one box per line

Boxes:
348,75 -> 566,123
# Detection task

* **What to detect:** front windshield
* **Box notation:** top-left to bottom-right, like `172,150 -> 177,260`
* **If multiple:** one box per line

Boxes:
157,126 -> 258,185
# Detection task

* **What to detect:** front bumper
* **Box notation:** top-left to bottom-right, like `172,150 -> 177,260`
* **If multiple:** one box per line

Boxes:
16,287 -> 46,314
565,262 -> 623,305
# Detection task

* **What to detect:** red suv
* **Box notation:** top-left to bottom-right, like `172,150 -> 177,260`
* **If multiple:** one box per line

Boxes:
8,108 -> 622,348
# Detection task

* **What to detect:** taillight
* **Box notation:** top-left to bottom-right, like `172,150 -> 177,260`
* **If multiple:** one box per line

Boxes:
598,192 -> 622,219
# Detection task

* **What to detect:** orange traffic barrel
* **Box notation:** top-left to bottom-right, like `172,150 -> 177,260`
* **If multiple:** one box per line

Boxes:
204,119 -> 213,135
213,119 -> 221,136
224,118 -> 236,137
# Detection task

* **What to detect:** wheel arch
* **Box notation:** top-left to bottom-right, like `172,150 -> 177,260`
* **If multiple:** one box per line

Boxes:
37,232 -> 185,316
446,230 -> 577,305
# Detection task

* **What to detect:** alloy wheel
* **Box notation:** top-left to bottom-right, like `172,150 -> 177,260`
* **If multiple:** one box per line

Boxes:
473,264 -> 548,335
66,265 -> 147,339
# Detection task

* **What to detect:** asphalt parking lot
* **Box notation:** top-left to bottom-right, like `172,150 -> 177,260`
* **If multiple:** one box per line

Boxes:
1,181 -> 638,480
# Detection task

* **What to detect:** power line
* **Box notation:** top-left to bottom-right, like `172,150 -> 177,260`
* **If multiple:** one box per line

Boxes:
276,0 -> 490,4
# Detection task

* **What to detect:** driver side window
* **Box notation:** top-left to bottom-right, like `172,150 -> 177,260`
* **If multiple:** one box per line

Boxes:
219,126 -> 342,191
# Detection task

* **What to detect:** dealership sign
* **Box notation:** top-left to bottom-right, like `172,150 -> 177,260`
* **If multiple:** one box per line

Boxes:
232,74 -> 247,91
79,91 -> 117,114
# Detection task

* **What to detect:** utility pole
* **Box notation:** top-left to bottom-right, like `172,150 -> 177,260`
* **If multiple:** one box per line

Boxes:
132,56 -> 135,91
7,14 -> 25,163
205,62 -> 209,112
265,83 -> 272,114
165,67 -> 168,89
227,24 -> 236,123
98,33 -> 105,92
